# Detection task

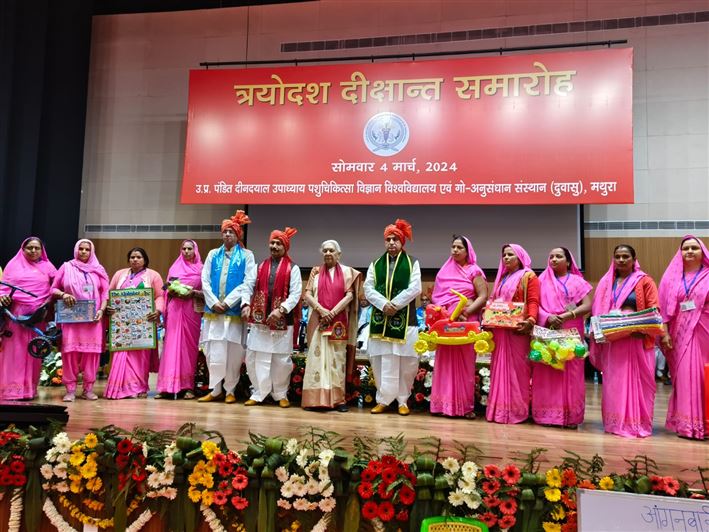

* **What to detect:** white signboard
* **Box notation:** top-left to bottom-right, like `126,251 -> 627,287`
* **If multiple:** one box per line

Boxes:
578,488 -> 709,531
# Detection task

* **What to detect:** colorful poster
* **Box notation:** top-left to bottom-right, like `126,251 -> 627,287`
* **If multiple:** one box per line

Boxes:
108,288 -> 156,352
182,48 -> 633,205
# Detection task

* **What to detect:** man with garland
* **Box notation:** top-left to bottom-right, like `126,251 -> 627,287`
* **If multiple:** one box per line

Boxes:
363,219 -> 422,415
199,210 -> 256,404
243,227 -> 302,408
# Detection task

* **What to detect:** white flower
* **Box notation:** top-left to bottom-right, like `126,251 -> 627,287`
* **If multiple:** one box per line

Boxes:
318,497 -> 336,513
306,478 -> 320,495
444,473 -> 455,487
424,371 -> 433,387
464,491 -> 482,510
479,367 -> 490,377
319,465 -> 330,480
55,481 -> 69,493
457,478 -> 476,494
439,457 -> 460,474
292,498 -> 310,511
42,483 -> 50,490
292,481 -> 308,498
280,482 -> 295,499
319,481 -> 334,498
40,464 -> 54,480
318,449 -> 335,467
162,487 -> 178,500
448,490 -> 465,507
295,448 -> 311,468
275,466 -> 289,482
277,499 -> 292,510
461,461 -> 479,479
51,433 -> 72,453
480,395 -> 488,405
147,472 -> 162,489
284,438 -> 298,456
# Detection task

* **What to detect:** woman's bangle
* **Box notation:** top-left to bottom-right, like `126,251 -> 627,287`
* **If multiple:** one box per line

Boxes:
570,310 -> 577,319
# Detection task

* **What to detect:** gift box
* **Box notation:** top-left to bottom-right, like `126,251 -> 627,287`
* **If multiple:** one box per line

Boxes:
589,307 -> 664,343
481,301 -> 525,329
529,325 -> 587,370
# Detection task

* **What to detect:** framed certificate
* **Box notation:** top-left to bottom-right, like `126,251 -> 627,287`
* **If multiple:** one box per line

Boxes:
56,299 -> 96,323
108,288 -> 157,352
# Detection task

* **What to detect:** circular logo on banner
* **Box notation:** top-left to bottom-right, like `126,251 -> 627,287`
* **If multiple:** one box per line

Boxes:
363,112 -> 409,157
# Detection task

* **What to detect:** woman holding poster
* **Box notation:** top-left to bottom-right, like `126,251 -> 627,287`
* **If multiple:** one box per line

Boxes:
590,244 -> 659,438
532,247 -> 592,428
155,240 -> 204,400
51,239 -> 109,402
659,236 -> 709,440
429,235 -> 487,418
105,247 -> 164,399
485,244 -> 539,424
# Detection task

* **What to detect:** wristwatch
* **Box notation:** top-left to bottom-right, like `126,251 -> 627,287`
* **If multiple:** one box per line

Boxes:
279,305 -> 287,314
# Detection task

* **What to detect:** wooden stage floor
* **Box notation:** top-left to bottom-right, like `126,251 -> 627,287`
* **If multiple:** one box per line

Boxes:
29,380 -> 707,482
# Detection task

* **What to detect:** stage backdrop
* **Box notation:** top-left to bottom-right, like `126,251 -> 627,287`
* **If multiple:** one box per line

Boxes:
182,48 -> 633,205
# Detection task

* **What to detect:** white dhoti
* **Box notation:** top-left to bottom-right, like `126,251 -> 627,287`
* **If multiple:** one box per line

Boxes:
368,325 -> 419,406
201,315 -> 247,394
245,324 -> 294,401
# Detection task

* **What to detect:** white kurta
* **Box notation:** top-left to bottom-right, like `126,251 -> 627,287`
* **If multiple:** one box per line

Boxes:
245,262 -> 302,401
200,247 -> 257,392
363,255 -> 422,406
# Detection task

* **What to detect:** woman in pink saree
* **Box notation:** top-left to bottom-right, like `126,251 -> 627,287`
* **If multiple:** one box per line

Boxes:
429,235 -> 487,418
0,237 -> 57,400
51,239 -> 109,401
532,247 -> 592,427
590,244 -> 658,438
156,240 -> 204,399
659,236 -> 709,440
486,244 -> 540,424
105,247 -> 164,399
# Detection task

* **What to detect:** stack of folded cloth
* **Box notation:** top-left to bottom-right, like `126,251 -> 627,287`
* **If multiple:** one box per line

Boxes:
590,307 -> 664,343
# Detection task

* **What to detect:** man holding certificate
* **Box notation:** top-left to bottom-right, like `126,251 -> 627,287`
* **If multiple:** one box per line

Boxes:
199,211 -> 257,404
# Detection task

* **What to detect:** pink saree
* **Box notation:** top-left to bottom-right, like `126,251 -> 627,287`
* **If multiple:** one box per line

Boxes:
590,259 -> 656,438
429,236 -> 484,417
51,239 -> 109,394
105,268 -> 164,399
532,252 -> 592,426
0,238 -> 56,400
659,236 -> 709,439
486,244 -> 534,424
157,241 -> 203,394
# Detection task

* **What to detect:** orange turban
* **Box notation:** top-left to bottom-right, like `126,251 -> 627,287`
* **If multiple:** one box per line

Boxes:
221,210 -> 251,240
383,219 -> 413,245
270,227 -> 298,252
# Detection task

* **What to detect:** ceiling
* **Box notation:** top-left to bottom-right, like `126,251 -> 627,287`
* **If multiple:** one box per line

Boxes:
93,0 -> 314,16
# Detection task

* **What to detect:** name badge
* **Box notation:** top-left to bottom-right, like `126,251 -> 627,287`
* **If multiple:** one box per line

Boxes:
83,284 -> 94,294
680,300 -> 696,312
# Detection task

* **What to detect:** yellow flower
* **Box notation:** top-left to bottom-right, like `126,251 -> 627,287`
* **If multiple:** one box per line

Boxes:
202,474 -> 214,489
80,461 -> 97,479
545,468 -> 562,488
550,505 -> 566,520
544,487 -> 561,502
599,476 -> 614,490
542,522 -> 561,532
70,452 -> 86,467
188,472 -> 201,486
84,433 -> 98,449
201,440 -> 219,461
188,486 -> 202,503
70,480 -> 82,494
201,489 -> 213,506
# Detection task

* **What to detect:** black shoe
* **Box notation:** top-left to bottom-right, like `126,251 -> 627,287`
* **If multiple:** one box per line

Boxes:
336,404 -> 349,412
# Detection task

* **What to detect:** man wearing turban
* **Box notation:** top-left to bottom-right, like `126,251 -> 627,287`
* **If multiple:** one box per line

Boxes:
243,227 -> 302,408
363,219 -> 422,415
198,210 -> 256,404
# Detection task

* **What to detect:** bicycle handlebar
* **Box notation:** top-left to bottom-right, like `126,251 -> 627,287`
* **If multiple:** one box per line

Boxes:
0,281 -> 39,298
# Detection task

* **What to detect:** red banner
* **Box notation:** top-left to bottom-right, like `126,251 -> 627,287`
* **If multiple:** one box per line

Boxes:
181,48 -> 633,205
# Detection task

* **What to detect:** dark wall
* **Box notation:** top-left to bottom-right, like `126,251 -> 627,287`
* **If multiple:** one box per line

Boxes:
0,0 -> 93,266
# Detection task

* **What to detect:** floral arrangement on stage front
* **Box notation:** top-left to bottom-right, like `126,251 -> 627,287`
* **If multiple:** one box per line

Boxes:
1,422 -> 707,532
39,351 -> 63,387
